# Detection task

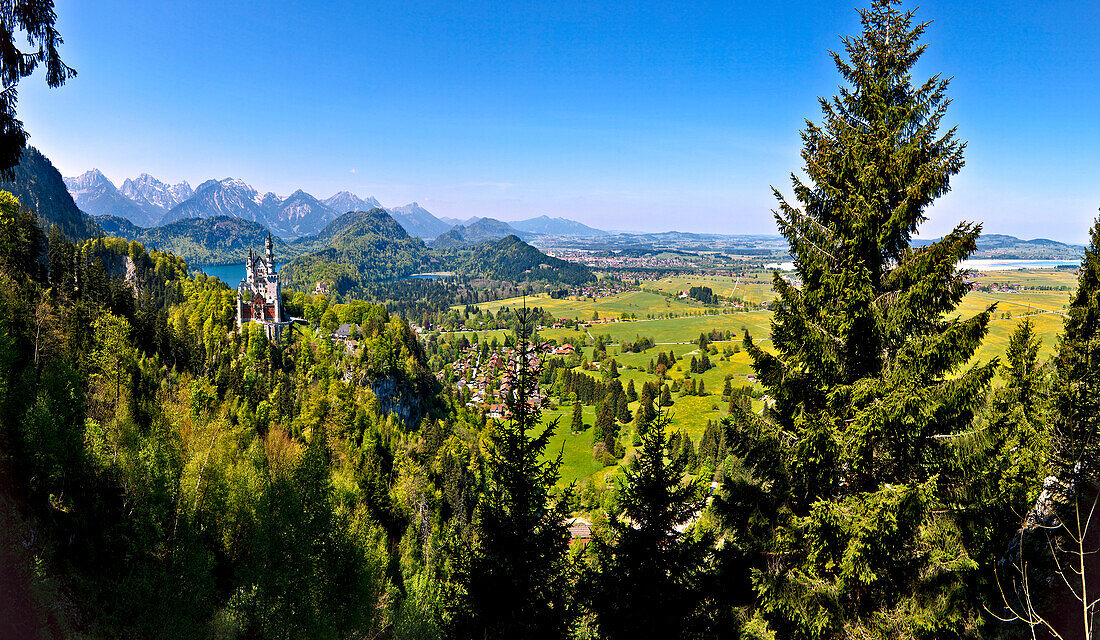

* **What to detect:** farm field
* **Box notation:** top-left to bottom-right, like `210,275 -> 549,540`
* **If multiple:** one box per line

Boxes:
512,268 -> 1082,484
459,289 -> 710,320
957,286 -> 1073,365
644,273 -> 777,306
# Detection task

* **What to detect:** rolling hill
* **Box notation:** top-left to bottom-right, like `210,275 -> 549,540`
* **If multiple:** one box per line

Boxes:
281,208 -> 439,293
104,215 -> 293,265
452,235 -> 594,285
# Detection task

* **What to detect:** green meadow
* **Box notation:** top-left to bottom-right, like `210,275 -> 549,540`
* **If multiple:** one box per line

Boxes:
512,268 -> 1083,484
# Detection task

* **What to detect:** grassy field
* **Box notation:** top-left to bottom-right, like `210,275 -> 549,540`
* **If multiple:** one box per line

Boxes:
464,289 -> 709,320
644,274 -> 777,306
957,285 -> 1073,365
457,268 -> 1081,485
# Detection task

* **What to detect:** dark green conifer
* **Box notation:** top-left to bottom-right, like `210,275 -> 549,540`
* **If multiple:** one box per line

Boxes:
616,393 -> 632,423
572,400 -> 584,433
584,412 -> 712,639
448,307 -> 575,639
721,1 -> 997,635
1050,214 -> 1100,483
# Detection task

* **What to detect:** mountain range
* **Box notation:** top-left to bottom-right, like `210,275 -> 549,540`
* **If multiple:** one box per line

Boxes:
54,166 -> 1088,262
60,169 -> 618,242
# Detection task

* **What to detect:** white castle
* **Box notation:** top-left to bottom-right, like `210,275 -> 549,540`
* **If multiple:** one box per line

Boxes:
236,234 -> 290,341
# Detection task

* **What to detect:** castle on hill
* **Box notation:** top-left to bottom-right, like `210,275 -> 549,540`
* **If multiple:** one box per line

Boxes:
236,234 -> 290,341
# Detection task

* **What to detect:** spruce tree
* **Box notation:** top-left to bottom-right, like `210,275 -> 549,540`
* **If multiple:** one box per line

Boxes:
584,411 -> 712,639
721,1 -> 996,636
597,400 -> 617,452
1050,214 -> 1100,483
572,400 -> 584,433
616,393 -> 632,424
448,307 -> 575,639
635,383 -> 656,434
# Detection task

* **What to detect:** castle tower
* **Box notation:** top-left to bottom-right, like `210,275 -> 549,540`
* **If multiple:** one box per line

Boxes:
265,233 -> 274,269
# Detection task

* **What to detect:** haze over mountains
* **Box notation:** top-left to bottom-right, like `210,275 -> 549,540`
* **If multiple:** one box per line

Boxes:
60,169 -> 610,242
27,160 -> 1086,265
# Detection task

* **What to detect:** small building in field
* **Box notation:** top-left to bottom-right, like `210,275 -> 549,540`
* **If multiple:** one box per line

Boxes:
567,517 -> 592,543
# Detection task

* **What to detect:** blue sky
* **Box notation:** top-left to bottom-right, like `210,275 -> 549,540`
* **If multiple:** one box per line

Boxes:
17,0 -> 1100,241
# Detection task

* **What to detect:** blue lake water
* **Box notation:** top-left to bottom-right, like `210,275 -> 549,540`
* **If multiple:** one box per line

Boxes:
194,263 -> 288,286
960,259 -> 1080,271
768,259 -> 1080,272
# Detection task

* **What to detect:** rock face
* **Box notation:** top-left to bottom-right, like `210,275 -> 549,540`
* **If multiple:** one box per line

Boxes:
119,173 -> 193,224
3,148 -> 100,239
269,189 -> 337,238
323,191 -> 381,215
365,375 -> 429,428
387,202 -> 453,240
64,169 -> 154,226
161,178 -> 269,225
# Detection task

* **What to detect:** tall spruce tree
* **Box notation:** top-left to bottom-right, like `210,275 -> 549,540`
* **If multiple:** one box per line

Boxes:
448,307 -> 575,639
721,1 -> 998,636
1050,213 -> 1100,483
584,411 -> 712,639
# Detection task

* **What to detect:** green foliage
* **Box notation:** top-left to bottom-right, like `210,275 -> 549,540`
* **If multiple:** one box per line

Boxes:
1050,213 -> 1100,483
719,2 -> 1009,637
103,215 -> 297,266
584,412 -> 712,639
439,235 -> 595,286
447,308 -> 576,639
281,208 -> 439,295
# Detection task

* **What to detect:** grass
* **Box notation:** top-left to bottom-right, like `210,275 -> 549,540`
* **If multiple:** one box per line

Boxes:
538,405 -> 605,486
494,268 -> 1081,485
644,274 -> 777,306
462,290 -> 711,320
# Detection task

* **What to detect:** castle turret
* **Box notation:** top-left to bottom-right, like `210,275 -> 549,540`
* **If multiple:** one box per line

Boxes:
265,233 -> 274,269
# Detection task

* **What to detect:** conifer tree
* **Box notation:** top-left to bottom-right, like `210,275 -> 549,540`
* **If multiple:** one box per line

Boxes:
0,1 -> 76,176
636,383 -> 656,434
659,384 -> 673,407
1050,213 -> 1100,483
626,378 -> 638,401
721,1 -> 997,635
616,393 -> 632,424
572,400 -> 584,433
584,411 -> 712,639
448,307 -> 575,639
596,400 -> 616,449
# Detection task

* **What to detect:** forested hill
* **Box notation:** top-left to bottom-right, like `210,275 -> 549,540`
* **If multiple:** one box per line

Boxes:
95,214 -> 295,265
0,190 -> 452,635
444,234 -> 595,285
0,147 -> 100,239
87,205 -> 595,295
293,207 -> 410,250
430,216 -> 528,247
280,207 -> 439,293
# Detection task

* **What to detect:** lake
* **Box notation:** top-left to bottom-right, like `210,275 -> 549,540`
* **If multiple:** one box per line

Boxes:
960,259 -> 1080,271
766,259 -> 1080,272
193,263 -> 288,286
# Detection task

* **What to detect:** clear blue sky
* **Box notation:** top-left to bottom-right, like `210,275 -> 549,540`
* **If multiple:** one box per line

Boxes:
17,0 -> 1100,241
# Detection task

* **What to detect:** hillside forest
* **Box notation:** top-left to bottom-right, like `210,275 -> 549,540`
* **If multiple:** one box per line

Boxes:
1,2 -> 1098,640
